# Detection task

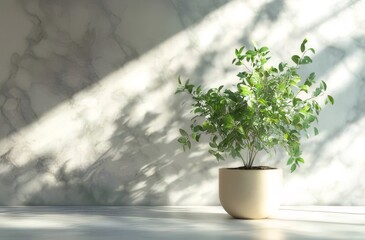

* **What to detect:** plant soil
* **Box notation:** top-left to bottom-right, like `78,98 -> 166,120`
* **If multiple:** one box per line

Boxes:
228,166 -> 277,170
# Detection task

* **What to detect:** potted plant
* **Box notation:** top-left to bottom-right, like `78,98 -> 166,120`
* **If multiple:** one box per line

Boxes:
176,39 -> 334,219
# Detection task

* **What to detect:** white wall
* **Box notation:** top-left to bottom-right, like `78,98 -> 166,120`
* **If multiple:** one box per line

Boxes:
0,0 -> 364,205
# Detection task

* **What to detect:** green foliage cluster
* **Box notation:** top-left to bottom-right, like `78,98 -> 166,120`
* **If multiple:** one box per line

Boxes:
176,39 -> 334,172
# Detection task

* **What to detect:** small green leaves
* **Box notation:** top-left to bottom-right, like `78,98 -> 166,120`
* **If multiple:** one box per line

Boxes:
300,85 -> 308,93
314,127 -> 319,136
291,55 -> 300,64
278,62 -> 287,72
290,164 -> 297,172
300,56 -> 312,64
288,156 -> 304,173
235,46 -> 245,57
309,72 -> 316,80
192,133 -> 201,142
259,46 -> 269,53
202,121 -> 216,133
313,87 -> 322,97
321,81 -> 327,91
223,115 -> 235,129
175,38 -> 333,172
293,97 -> 302,106
237,72 -> 247,79
287,157 -> 295,165
194,107 -> 203,114
238,125 -> 245,135
308,48 -> 316,54
246,50 -> 257,56
239,85 -> 252,96
300,38 -> 308,52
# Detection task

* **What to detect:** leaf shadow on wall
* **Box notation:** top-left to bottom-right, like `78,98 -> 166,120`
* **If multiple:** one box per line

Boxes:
0,0 -> 231,139
0,0 -> 232,205
0,0 -> 363,206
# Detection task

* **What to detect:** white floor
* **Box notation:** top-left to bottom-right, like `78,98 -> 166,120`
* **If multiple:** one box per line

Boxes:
0,206 -> 364,240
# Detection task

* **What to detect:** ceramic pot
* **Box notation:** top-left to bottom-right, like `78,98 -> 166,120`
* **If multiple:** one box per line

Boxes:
219,167 -> 282,219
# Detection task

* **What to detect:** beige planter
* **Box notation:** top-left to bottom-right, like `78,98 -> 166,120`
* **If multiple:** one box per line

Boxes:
219,168 -> 282,219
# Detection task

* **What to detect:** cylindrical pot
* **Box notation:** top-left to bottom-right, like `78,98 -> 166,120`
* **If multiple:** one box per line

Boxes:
219,167 -> 282,219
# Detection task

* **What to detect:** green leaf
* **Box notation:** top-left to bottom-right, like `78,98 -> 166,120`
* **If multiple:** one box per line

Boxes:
202,121 -> 215,133
304,80 -> 312,87
259,46 -> 269,53
291,55 -> 300,64
308,48 -> 316,54
321,81 -> 327,91
238,46 -> 245,54
290,164 -> 297,172
246,50 -> 257,55
308,72 -> 316,81
192,133 -> 201,142
300,38 -> 308,53
258,98 -> 267,105
293,144 -> 301,156
293,98 -> 302,106
240,85 -> 252,96
297,157 -> 304,163
238,125 -> 245,135
301,56 -> 312,64
313,87 -> 322,97
193,125 -> 203,132
237,72 -> 247,79
314,127 -> 319,136
179,129 -> 188,137
278,62 -> 286,72
224,115 -> 235,129
301,85 -> 308,93
287,157 -> 294,165
328,95 -> 334,105
178,76 -> 181,84
307,115 -> 316,123
194,107 -> 203,114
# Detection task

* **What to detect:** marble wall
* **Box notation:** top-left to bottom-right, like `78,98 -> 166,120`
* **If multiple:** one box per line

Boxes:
0,0 -> 364,205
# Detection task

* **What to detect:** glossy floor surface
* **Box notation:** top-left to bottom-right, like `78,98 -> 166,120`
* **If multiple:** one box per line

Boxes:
0,206 -> 364,240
